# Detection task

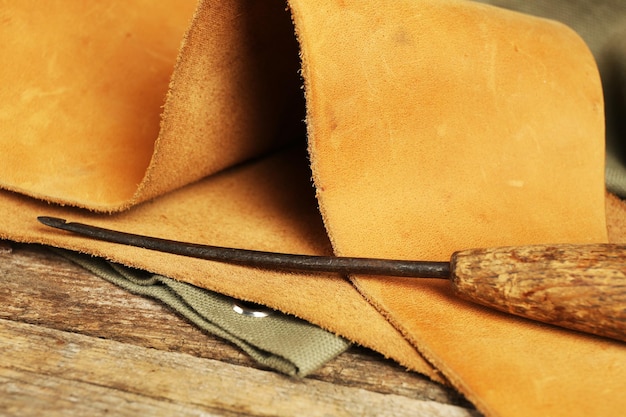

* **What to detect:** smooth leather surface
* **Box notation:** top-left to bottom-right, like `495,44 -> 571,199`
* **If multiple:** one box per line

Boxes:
290,1 -> 619,416
289,2 -> 622,416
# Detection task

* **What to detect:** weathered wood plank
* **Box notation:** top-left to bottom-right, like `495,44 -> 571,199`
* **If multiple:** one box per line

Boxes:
0,368 -> 240,417
0,242 -> 474,410
0,319 -> 478,417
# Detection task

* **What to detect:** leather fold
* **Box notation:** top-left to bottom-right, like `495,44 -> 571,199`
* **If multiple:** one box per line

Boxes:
1,1 -> 625,416
0,0 -> 303,211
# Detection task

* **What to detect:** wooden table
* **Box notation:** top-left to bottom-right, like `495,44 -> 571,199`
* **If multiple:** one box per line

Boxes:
0,241 -> 479,416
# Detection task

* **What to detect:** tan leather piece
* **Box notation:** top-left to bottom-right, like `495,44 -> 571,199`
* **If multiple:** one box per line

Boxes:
139,0 -> 305,210
0,147 -> 441,383
1,1 -> 625,416
0,0 -> 438,380
290,1 -> 623,416
0,0 -> 302,211
292,0 -> 607,260
0,1 -> 194,208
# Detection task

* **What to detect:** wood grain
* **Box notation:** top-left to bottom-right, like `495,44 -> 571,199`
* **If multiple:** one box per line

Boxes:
0,242 -> 478,416
451,244 -> 626,342
0,319 -> 477,417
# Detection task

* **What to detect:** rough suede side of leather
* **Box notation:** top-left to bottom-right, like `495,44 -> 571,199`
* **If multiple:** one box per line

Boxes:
289,1 -> 624,417
0,0 -> 439,381
0,0 -> 301,211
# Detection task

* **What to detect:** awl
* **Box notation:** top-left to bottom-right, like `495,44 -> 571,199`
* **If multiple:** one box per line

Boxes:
37,216 -> 626,342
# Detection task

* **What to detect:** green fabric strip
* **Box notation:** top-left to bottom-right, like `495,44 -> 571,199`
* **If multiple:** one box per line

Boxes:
55,249 -> 350,377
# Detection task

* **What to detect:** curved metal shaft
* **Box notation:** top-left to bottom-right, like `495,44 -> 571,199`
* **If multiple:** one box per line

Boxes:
37,216 -> 450,279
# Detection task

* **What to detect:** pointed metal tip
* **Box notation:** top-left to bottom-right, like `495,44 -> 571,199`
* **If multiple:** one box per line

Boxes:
37,216 -> 69,229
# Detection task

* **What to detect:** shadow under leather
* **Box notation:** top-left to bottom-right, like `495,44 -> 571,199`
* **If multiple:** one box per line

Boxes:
597,23 -> 626,193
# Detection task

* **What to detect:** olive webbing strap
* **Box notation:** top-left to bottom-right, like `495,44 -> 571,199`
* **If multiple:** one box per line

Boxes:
55,248 -> 351,377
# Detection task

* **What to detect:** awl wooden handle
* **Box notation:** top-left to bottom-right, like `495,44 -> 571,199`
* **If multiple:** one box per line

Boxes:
450,244 -> 626,342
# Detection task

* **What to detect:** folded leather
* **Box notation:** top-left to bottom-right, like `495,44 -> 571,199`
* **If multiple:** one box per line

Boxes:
290,2 -> 623,416
0,0 -> 302,210
1,1 -> 625,416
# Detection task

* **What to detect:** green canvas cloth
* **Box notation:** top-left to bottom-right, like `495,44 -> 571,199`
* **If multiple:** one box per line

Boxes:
477,0 -> 626,197
55,249 -> 350,377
